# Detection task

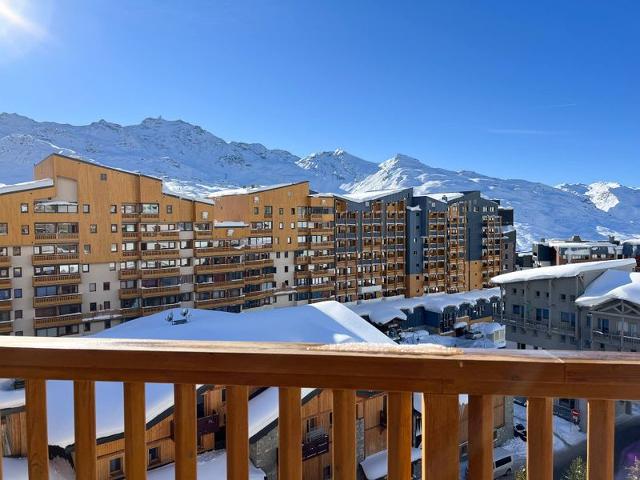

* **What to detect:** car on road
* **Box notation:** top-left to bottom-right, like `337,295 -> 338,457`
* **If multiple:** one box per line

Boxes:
514,423 -> 527,441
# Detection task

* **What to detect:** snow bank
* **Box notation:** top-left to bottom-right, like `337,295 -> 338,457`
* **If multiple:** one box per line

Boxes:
576,269 -> 640,308
491,259 -> 636,284
360,447 -> 422,479
147,450 -> 265,480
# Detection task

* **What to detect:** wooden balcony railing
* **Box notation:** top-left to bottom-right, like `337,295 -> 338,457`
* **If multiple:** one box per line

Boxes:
0,341 -> 637,479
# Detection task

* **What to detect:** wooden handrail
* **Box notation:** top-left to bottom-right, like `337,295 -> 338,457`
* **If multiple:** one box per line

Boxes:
2,338 -> 639,479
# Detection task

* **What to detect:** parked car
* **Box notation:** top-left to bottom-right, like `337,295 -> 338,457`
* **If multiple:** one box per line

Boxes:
465,329 -> 483,340
464,447 -> 514,479
514,423 -> 527,441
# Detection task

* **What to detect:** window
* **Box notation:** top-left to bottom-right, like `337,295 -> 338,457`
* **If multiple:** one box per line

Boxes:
111,243 -> 118,252
560,294 -> 567,301
264,206 -> 273,216
14,288 -> 22,299
82,264 -> 90,273
84,244 -> 91,254
13,267 -> 21,278
535,308 -> 550,322
12,247 -> 20,256
20,203 -> 28,213
0,224 -> 6,235
89,283 -> 96,292
110,204 -> 117,214
21,225 -> 29,235
14,310 -> 22,319
103,282 -> 110,291
323,466 -> 331,480
100,173 -> 107,181
279,222 -> 284,229
279,208 -> 284,215
253,207 -> 259,215
291,208 -> 295,215
111,224 -> 118,233
166,205 -> 173,214
109,262 -> 116,271
104,300 -> 111,310
83,204 -> 90,213
108,457 -> 122,475
148,447 -> 160,465
90,224 -> 98,234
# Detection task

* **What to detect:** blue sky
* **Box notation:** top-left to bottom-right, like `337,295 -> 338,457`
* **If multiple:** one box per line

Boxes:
0,0 -> 638,185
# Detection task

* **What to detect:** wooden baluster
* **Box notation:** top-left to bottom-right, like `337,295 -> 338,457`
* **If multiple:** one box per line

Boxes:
527,397 -> 553,480
174,384 -> 197,479
278,387 -> 302,480
124,382 -> 147,480
74,381 -> 97,480
387,392 -> 412,480
468,395 -> 493,480
332,389 -> 356,480
422,393 -> 459,480
227,385 -> 249,480
587,399 -> 615,480
26,379 -> 49,480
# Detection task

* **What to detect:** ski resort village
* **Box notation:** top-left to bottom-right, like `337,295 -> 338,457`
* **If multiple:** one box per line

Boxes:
0,152 -> 639,480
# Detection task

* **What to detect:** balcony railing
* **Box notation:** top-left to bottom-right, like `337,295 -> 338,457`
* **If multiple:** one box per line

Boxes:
0,340 -> 635,479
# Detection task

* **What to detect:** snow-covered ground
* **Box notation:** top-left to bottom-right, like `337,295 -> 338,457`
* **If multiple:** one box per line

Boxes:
1,456 -> 74,479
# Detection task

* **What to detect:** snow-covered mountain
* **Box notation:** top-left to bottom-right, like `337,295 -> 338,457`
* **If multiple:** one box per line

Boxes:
1,113 -> 638,250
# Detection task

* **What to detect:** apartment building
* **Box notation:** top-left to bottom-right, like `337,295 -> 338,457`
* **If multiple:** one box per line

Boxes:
531,235 -> 622,267
0,154 -> 510,337
409,191 -> 504,295
211,183 -> 336,307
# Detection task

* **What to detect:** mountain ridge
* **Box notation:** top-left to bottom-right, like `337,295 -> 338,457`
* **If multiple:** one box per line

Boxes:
0,113 -> 638,250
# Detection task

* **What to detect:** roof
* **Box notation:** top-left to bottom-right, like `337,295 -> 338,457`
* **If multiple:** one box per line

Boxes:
147,450 -> 265,480
576,269 -> 640,308
208,182 -> 306,198
0,178 -> 54,195
360,447 -> 422,480
423,192 -> 464,202
0,301 -> 393,448
39,153 -> 162,181
491,259 -> 637,285
340,188 -> 410,202
347,288 -> 501,325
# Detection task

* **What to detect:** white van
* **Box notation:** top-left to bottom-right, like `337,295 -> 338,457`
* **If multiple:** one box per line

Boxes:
465,448 -> 514,479
492,447 -> 514,478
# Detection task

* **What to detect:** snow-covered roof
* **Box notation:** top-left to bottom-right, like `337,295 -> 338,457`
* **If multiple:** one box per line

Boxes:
622,238 -> 640,246
347,288 -> 501,325
423,192 -> 464,202
360,447 -> 422,480
0,301 -> 393,448
491,259 -> 637,285
576,269 -> 640,308
0,178 -> 54,195
340,188 -> 408,203
161,185 -> 215,205
406,205 -> 421,211
214,220 -> 249,228
147,450 -> 265,480
208,182 -> 302,198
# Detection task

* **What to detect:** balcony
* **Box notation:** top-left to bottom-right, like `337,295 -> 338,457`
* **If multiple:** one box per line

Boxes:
140,249 -> 179,259
0,336 -> 629,479
194,296 -> 245,308
0,320 -> 12,334
140,286 -> 181,297
33,312 -> 83,329
118,269 -> 140,280
194,263 -> 244,274
32,253 -> 80,265
141,303 -> 180,315
32,293 -> 81,308
34,232 -> 79,242
141,230 -> 180,240
119,288 -> 141,299
194,280 -> 244,292
141,267 -> 181,278
32,273 -> 81,286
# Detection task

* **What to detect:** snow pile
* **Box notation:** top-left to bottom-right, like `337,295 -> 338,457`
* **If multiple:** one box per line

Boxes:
147,450 -> 265,480
1,456 -> 74,480
360,447 -> 422,480
491,259 -> 636,284
347,288 -> 501,325
0,301 -> 394,448
576,269 -> 640,308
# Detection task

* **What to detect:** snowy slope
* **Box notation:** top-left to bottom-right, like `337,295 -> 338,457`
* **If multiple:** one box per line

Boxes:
1,113 -> 639,249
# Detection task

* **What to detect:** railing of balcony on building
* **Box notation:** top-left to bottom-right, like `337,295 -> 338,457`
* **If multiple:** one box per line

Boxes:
0,338 -> 635,480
